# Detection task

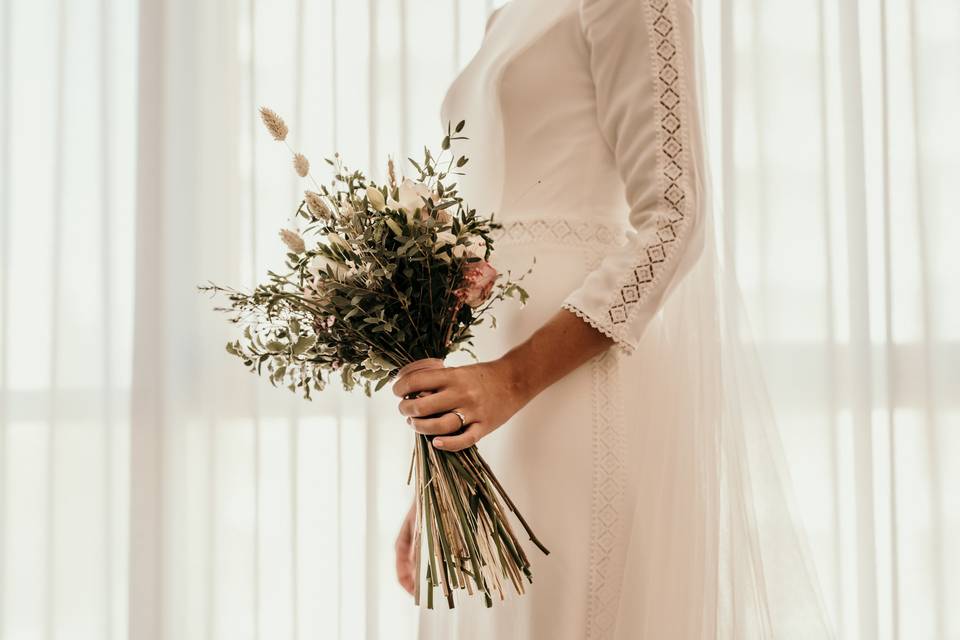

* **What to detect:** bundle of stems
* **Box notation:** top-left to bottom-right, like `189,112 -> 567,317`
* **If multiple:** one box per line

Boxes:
408,430 -> 550,608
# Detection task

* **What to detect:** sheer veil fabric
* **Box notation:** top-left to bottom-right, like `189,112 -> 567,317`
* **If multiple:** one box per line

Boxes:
618,2 -> 835,635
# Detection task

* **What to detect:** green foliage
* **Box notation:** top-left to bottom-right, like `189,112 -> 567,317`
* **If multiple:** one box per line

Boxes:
199,123 -> 530,399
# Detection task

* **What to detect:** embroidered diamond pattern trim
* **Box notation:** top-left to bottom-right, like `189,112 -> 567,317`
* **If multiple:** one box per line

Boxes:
584,348 -> 626,639
603,0 -> 693,334
490,218 -> 622,248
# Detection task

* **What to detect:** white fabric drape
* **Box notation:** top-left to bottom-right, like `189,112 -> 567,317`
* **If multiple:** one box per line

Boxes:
697,1 -> 960,638
0,0 -> 957,638
0,0 -> 136,637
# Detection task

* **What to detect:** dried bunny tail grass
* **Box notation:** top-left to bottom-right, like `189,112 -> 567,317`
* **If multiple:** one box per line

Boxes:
259,106 -> 288,141
387,156 -> 398,191
293,153 -> 310,178
279,228 -> 306,254
304,190 -> 334,220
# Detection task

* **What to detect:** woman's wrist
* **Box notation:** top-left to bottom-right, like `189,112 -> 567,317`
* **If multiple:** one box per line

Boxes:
494,308 -> 613,409
494,342 -> 539,407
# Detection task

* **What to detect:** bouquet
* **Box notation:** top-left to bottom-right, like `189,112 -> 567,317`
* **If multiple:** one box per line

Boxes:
200,108 -> 548,609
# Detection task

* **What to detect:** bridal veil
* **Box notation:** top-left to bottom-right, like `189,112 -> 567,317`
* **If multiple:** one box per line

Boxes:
616,1 -> 836,636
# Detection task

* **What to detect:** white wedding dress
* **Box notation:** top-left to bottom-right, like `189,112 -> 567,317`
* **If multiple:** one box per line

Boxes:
418,0 -> 834,638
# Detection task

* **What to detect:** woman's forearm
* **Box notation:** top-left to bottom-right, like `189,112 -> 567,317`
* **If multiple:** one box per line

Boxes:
497,308 -> 614,405
392,308 -> 613,452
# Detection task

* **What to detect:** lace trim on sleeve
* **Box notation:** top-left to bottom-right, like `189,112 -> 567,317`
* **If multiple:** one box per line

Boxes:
562,301 -> 636,355
602,0 -> 696,332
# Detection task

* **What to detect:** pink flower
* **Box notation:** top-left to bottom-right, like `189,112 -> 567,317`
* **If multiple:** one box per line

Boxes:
457,261 -> 498,308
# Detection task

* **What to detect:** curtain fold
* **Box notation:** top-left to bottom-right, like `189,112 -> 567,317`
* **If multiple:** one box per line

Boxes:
0,0 -> 137,638
0,0 -> 957,638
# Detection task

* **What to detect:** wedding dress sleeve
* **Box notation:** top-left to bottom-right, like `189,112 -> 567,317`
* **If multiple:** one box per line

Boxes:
562,0 -> 707,353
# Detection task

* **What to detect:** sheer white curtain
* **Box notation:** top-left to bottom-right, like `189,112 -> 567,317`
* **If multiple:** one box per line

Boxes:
0,0 -> 957,639
0,0 -> 136,637
698,1 -> 959,638
129,1 -> 494,639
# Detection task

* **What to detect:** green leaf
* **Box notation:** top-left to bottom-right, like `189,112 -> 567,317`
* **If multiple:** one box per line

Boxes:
292,335 -> 316,355
385,218 -> 404,237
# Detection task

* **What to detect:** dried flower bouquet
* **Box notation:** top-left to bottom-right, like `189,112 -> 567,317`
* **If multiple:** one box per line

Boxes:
200,108 -> 548,609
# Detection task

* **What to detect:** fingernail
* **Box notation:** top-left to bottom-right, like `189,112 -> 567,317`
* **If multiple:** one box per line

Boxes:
433,439 -> 444,448
406,417 -> 411,425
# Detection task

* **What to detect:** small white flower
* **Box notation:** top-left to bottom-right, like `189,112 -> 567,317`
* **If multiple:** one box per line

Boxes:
366,186 -> 386,211
435,231 -> 458,249
452,237 -> 486,260
308,255 -> 350,280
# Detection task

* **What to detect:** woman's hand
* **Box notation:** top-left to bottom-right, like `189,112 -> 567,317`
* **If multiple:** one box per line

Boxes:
392,308 -> 614,452
395,499 -> 417,596
391,357 -> 529,452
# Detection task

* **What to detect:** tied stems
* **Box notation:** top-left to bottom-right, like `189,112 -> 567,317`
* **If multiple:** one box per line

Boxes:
409,429 -> 550,609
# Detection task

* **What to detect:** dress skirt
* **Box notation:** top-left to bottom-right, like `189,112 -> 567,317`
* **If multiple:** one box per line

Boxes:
416,216 -> 710,639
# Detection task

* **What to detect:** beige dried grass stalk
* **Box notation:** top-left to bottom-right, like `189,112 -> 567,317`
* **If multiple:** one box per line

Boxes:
279,228 -> 306,254
259,106 -> 289,141
304,191 -> 334,220
387,156 -> 398,191
293,153 -> 310,178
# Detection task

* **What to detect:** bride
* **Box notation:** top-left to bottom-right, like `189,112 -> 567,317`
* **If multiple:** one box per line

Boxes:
391,0 -> 833,637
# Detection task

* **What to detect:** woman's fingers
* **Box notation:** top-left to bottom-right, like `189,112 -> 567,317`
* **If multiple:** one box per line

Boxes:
408,412 -> 463,436
398,390 -> 458,418
392,368 -> 451,398
432,424 -> 484,452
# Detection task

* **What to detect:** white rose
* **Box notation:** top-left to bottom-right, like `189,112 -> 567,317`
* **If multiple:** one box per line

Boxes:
397,178 -> 433,220
308,255 -> 350,280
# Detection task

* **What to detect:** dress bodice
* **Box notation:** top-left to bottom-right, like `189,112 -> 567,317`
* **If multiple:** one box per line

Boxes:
440,0 -> 708,353
440,0 -> 626,226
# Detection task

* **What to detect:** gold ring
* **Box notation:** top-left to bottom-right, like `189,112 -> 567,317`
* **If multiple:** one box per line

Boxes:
451,410 -> 466,429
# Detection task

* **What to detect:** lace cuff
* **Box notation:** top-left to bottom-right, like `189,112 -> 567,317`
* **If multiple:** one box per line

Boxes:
561,301 -> 636,355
